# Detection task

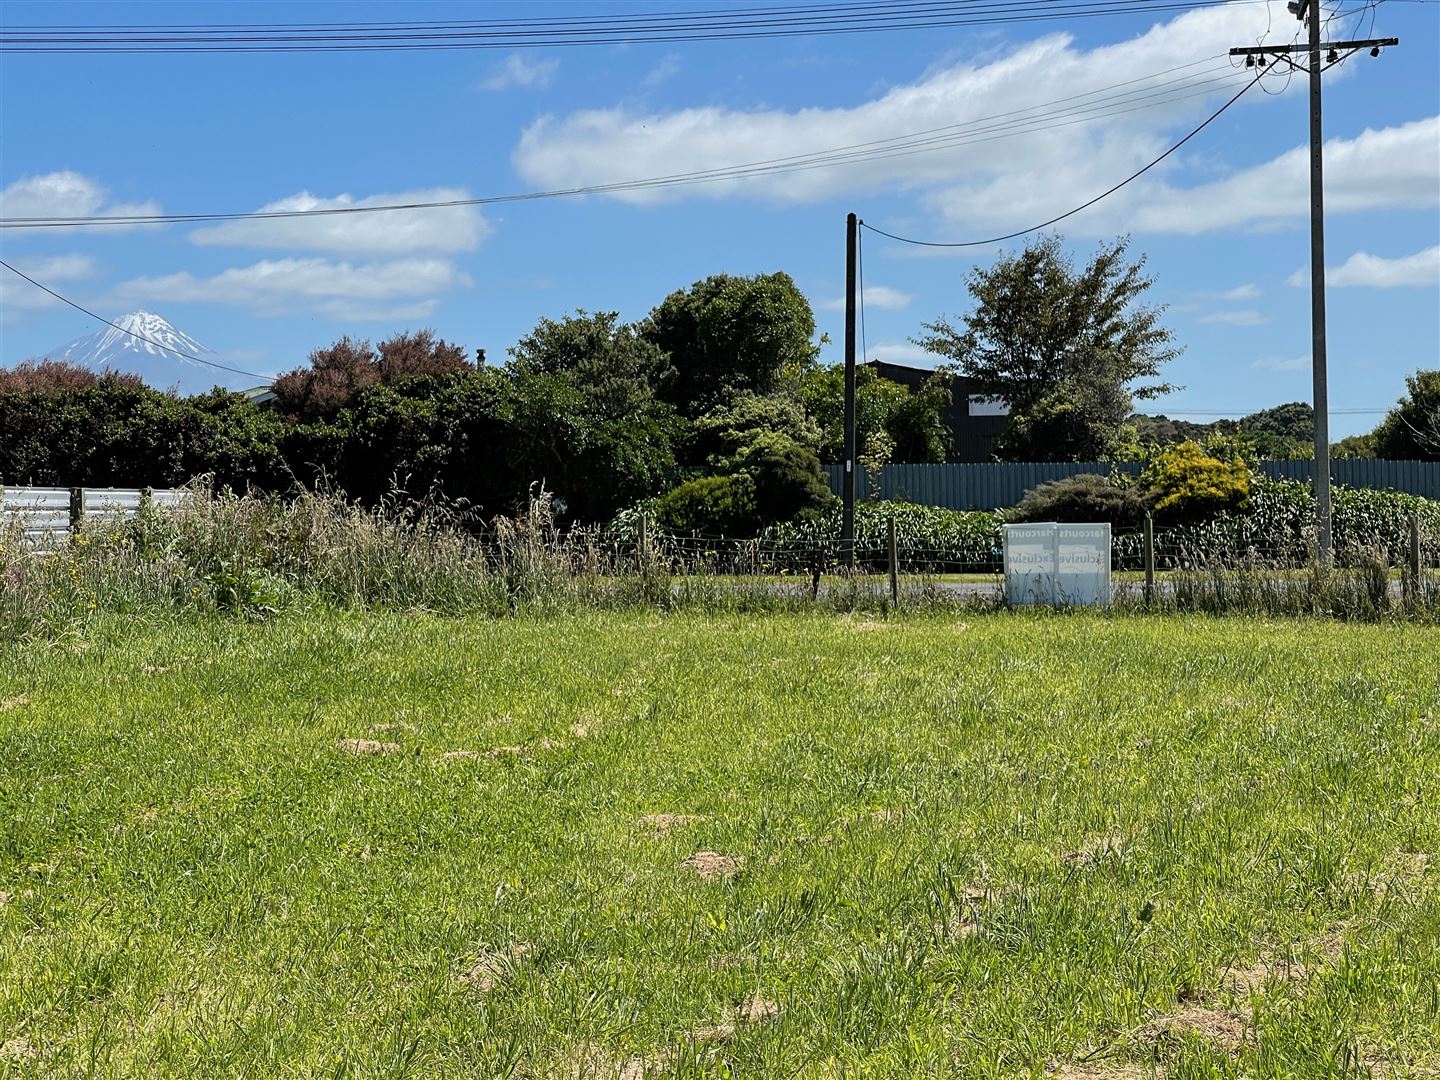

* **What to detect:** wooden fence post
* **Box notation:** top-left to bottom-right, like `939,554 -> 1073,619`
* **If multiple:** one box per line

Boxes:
1410,512 -> 1423,594
1143,513 -> 1155,606
888,514 -> 899,608
69,487 -> 84,534
637,511 -> 649,573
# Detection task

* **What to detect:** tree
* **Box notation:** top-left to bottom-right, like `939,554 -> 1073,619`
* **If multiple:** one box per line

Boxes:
0,359 -> 143,394
798,365 -> 951,464
915,234 -> 1179,461
377,329 -> 473,382
507,310 -> 673,420
688,390 -> 819,469
643,272 -> 820,416
504,311 -> 681,520
272,330 -> 473,421
1372,369 -> 1439,461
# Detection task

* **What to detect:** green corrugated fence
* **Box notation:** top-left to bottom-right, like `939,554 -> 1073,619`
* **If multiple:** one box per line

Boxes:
823,460 -> 1440,510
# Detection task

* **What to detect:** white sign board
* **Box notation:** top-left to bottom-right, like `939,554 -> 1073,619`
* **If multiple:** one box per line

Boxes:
1003,522 -> 1111,606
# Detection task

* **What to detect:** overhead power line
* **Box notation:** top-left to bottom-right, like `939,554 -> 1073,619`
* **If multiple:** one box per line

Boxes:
0,0 -> 1279,51
0,260 -> 274,383
3,57 -> 1260,229
859,71 -> 1262,248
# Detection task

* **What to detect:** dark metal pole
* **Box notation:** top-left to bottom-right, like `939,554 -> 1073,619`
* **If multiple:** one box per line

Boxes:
1305,2 -> 1334,561
842,212 -> 858,567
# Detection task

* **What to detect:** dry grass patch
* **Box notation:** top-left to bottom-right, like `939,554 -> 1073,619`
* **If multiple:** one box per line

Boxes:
336,737 -> 400,755
0,693 -> 29,711
366,721 -> 416,734
459,942 -> 533,993
0,1037 -> 37,1061
1062,833 -> 1129,868
680,851 -> 744,880
638,813 -> 704,833
1137,1004 -> 1250,1052
1048,1062 -> 1159,1079
691,994 -> 781,1042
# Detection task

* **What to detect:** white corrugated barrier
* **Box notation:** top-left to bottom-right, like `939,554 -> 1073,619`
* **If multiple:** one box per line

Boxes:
0,486 -> 186,544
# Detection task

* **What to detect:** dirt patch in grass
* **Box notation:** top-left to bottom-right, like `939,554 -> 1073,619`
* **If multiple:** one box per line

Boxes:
1048,1063 -> 1158,1079
1138,1005 -> 1250,1052
681,851 -> 744,879
1062,833 -> 1129,868
0,1037 -> 37,1061
0,694 -> 29,712
692,994 -> 781,1042
486,745 -> 525,758
639,813 -> 703,833
570,722 -> 592,738
367,721 -> 415,734
459,942 -> 533,993
337,738 -> 400,755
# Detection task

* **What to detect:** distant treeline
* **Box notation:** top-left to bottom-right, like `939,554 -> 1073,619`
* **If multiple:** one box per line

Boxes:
0,273 -> 952,524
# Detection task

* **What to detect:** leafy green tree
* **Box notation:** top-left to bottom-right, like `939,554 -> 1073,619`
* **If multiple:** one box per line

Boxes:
798,365 -> 951,463
915,234 -> 1179,461
688,391 -> 819,469
1331,432 -> 1379,459
1372,369 -> 1440,461
0,379 -> 285,490
508,310 -> 673,420
643,272 -> 820,415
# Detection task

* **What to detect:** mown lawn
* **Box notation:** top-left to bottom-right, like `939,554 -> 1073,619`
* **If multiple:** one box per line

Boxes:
1,612 -> 1437,1078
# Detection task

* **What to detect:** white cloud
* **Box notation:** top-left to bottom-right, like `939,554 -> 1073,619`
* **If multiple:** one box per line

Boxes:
1250,355 -> 1308,372
189,188 -> 491,255
0,253 -> 98,311
818,284 -> 912,311
1132,117 -> 1439,233
0,171 -> 160,231
1289,245 -> 1440,288
112,257 -> 469,320
481,53 -> 558,91
1198,309 -> 1269,326
644,54 -> 682,87
511,4 -> 1287,219
1218,283 -> 1260,301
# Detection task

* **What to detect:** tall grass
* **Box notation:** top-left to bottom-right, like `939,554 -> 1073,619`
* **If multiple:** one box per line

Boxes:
2,484 -> 1436,640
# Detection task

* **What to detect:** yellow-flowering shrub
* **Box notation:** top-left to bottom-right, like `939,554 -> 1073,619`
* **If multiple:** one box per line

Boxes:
1142,441 -> 1250,522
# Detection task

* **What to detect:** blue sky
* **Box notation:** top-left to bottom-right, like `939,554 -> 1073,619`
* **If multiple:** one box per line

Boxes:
1,0 -> 1436,437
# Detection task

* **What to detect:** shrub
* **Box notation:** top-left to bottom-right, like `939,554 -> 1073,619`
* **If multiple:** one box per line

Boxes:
1010,473 -> 1154,527
653,474 -> 758,536
737,435 -> 833,525
1142,441 -> 1249,522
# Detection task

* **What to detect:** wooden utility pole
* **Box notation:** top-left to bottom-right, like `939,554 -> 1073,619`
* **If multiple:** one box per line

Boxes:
1230,14 -> 1398,563
843,212 -> 858,568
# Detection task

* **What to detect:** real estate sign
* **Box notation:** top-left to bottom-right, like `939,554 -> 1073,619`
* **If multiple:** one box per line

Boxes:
1002,522 -> 1111,606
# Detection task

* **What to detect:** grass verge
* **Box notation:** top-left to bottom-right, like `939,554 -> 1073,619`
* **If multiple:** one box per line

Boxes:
2,610 -> 1438,1077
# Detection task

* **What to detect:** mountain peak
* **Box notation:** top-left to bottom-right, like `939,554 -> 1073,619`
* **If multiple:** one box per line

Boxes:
44,312 -> 243,395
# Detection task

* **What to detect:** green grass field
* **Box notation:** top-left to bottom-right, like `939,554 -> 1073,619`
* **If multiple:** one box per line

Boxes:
2,612 -> 1437,1078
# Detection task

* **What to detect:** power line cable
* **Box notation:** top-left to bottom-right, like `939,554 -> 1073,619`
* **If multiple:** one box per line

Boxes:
2,60 -> 1250,228
0,260 -> 274,383
0,0 -> 1283,51
859,72 -> 1262,248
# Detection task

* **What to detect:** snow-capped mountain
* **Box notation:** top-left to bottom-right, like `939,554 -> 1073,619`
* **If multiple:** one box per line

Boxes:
45,311 -> 248,395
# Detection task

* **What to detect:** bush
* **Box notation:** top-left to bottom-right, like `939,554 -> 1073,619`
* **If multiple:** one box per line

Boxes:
737,435 -> 833,525
1010,473 -> 1154,527
1142,441 -> 1249,522
653,474 -> 758,536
